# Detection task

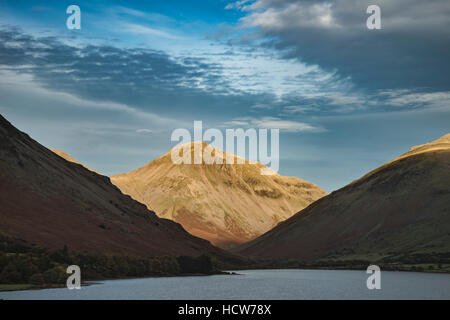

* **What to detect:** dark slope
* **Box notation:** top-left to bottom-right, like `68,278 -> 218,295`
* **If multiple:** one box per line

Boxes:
0,114 -> 225,258
236,136 -> 450,263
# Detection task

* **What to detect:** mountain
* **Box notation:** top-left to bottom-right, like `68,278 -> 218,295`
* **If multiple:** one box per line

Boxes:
111,142 -> 326,248
236,134 -> 450,264
0,114 -> 226,258
51,149 -> 98,174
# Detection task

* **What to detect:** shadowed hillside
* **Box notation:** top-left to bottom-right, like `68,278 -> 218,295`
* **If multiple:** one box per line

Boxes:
236,134 -> 450,266
0,114 -> 228,258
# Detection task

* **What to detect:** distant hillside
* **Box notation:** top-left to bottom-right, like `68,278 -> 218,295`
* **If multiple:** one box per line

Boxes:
236,134 -> 450,267
0,114 -> 228,258
111,142 -> 327,248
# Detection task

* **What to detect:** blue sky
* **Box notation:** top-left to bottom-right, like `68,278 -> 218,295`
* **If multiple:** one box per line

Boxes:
0,0 -> 449,191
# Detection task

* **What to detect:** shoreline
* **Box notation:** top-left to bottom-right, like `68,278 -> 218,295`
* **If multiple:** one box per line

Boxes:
0,271 -> 240,292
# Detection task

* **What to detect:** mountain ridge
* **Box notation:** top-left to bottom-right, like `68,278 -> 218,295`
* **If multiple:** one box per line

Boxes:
236,134 -> 450,264
111,141 -> 327,248
51,149 -> 99,174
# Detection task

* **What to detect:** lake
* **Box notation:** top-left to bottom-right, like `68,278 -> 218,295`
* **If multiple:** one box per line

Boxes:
1,269 -> 449,300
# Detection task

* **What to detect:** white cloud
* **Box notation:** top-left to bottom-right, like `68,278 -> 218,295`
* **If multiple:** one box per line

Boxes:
208,49 -> 346,97
225,0 -> 253,11
283,105 -> 315,114
121,23 -> 181,40
136,128 -> 155,134
242,2 -> 340,30
222,116 -> 325,133
113,6 -> 173,23
379,90 -> 450,110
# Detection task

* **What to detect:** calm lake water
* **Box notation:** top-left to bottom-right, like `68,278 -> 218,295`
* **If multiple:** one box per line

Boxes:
1,269 -> 449,300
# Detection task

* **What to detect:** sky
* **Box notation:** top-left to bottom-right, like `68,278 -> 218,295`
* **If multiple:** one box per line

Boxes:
0,0 -> 449,192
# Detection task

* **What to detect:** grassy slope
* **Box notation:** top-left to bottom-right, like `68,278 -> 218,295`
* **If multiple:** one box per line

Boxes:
236,136 -> 450,270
